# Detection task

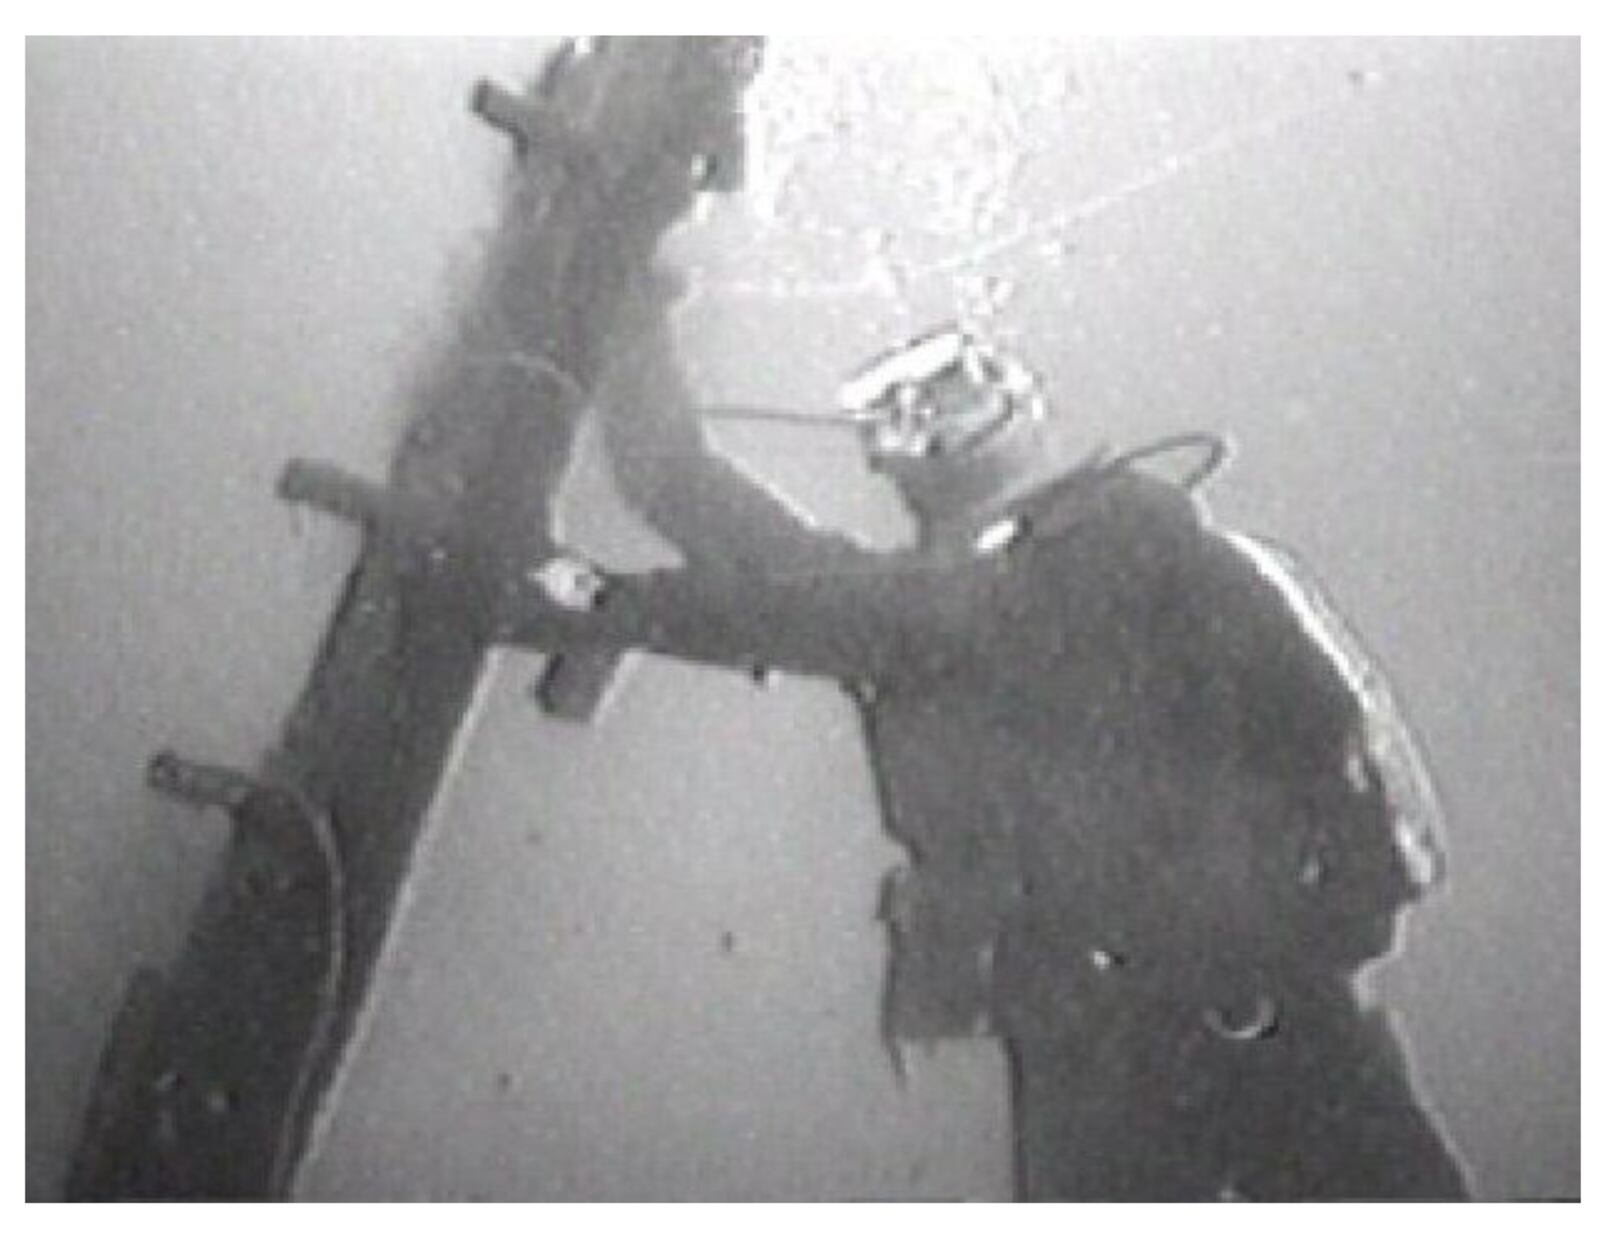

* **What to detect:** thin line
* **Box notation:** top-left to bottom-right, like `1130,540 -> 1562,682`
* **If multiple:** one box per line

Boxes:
704,92 -> 1347,302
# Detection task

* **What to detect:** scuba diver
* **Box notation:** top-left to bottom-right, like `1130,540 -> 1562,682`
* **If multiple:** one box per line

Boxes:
495,316 -> 1471,1201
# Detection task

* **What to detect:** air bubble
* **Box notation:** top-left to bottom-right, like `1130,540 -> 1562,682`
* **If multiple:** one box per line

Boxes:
955,271 -> 1016,319
1037,235 -> 1077,261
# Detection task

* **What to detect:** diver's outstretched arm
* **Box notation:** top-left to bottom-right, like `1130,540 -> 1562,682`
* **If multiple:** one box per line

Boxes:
495,545 -> 972,683
595,285 -> 878,576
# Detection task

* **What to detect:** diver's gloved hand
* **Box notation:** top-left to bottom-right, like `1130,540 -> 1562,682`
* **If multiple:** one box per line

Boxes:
492,550 -> 625,661
528,554 -> 608,613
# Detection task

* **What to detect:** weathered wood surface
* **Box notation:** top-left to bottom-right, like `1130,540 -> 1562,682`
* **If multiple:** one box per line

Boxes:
66,37 -> 761,1200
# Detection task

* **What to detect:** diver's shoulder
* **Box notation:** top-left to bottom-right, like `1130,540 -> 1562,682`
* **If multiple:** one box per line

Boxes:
1024,431 -> 1233,539
1016,455 -> 1205,546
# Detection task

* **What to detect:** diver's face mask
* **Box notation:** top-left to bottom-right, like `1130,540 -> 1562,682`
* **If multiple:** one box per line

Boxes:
839,326 -> 1047,470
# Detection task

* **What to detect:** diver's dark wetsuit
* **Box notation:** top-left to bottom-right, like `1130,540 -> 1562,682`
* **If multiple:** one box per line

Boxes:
500,455 -> 1469,1201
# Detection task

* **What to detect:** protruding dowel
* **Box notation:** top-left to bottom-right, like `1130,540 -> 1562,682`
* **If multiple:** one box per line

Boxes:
147,751 -> 260,813
534,650 -> 626,722
470,79 -> 593,173
276,458 -> 388,527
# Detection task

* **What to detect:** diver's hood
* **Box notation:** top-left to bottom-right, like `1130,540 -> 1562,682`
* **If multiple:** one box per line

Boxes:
701,323 -> 1047,466
699,324 -> 1231,500
838,324 -> 1047,463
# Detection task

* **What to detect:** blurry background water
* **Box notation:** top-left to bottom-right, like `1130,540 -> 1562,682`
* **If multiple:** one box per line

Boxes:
26,37 -> 1577,1200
